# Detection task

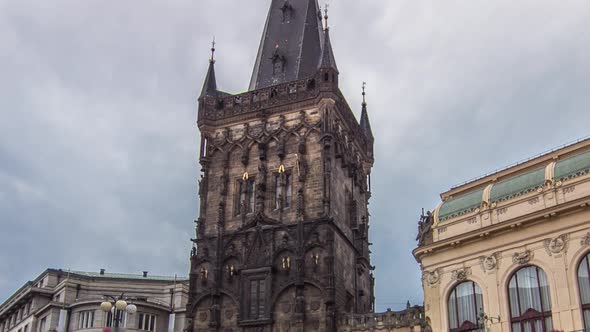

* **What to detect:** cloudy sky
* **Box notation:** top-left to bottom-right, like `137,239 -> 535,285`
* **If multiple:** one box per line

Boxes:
1,0 -> 589,311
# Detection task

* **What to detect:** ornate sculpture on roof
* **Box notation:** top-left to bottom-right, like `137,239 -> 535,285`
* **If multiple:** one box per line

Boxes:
416,209 -> 434,247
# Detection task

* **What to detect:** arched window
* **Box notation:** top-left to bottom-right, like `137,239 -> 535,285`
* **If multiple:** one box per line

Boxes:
578,252 -> 590,330
448,281 -> 484,332
508,266 -> 553,332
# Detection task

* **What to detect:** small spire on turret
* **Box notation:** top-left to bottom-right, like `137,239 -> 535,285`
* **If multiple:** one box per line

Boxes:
360,82 -> 374,142
199,37 -> 220,99
318,6 -> 338,73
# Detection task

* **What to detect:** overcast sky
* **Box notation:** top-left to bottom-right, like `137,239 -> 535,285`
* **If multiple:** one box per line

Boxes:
1,0 -> 589,311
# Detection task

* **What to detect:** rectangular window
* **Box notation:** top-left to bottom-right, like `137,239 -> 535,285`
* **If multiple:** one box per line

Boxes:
274,175 -> 281,210
248,279 -> 266,319
23,325 -> 28,332
105,311 -> 126,328
77,311 -> 94,329
39,318 -> 46,332
137,313 -> 156,332
247,179 -> 256,213
235,178 -> 256,215
284,174 -> 292,209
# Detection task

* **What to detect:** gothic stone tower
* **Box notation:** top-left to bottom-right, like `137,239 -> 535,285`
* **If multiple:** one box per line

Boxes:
187,1 -> 375,331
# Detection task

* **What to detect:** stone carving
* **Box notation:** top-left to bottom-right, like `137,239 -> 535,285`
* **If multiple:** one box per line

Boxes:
479,253 -> 500,272
582,232 -> 590,246
422,269 -> 440,288
416,210 -> 434,247
512,250 -> 533,265
544,234 -> 569,256
451,268 -> 472,281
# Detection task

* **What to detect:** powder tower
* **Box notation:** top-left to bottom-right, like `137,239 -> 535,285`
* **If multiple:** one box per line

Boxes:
186,1 -> 375,331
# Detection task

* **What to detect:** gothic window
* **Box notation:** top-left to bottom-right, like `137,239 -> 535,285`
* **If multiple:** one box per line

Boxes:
248,279 -> 266,319
508,266 -> 553,332
274,174 -> 281,210
236,178 -> 256,215
274,172 -> 292,210
285,173 -> 292,208
578,252 -> 590,330
447,281 -> 484,332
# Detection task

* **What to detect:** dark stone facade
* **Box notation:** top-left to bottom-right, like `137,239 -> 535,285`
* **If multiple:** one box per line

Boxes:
187,70 -> 375,331
183,2 -> 405,331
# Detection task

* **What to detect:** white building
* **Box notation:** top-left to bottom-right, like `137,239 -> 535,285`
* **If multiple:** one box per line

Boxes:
0,269 -> 188,332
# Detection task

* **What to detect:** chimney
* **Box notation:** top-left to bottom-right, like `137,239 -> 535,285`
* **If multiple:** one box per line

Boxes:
143,271 -> 148,278
100,269 -> 105,275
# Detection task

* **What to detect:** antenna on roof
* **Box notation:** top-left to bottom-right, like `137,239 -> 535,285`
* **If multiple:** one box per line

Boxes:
323,3 -> 329,30
210,36 -> 216,63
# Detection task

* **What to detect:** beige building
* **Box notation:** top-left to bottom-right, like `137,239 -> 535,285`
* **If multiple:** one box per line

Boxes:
0,269 -> 189,332
414,138 -> 590,332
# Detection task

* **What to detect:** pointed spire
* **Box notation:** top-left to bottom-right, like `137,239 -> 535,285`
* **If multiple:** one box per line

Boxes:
199,38 -> 219,99
318,4 -> 338,72
360,82 -> 374,141
249,0 -> 324,90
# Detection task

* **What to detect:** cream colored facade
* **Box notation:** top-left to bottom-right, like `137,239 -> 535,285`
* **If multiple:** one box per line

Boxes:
414,138 -> 590,332
0,269 -> 189,332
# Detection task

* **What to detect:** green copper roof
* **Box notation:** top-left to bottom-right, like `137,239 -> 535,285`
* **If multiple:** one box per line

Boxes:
555,150 -> 590,182
439,189 -> 483,223
490,168 -> 545,203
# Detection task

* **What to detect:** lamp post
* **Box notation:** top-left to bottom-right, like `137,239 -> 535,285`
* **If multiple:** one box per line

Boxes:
100,294 -> 137,332
478,310 -> 501,332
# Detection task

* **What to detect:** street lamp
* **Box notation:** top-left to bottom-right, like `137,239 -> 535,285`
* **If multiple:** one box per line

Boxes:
478,310 -> 501,332
100,294 -> 137,332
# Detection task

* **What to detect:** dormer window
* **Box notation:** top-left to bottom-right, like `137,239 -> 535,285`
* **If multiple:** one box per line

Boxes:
271,48 -> 286,75
280,1 -> 293,23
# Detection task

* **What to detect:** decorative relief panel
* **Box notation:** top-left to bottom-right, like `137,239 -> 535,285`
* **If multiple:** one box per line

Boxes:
422,269 -> 440,288
544,234 -> 569,256
512,250 -> 533,265
451,268 -> 472,282
582,232 -> 590,247
479,253 -> 500,272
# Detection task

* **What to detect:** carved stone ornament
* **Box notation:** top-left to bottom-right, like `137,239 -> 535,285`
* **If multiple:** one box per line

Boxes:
479,253 -> 500,272
422,269 -> 440,288
544,234 -> 569,256
581,232 -> 590,247
512,250 -> 533,265
451,267 -> 472,282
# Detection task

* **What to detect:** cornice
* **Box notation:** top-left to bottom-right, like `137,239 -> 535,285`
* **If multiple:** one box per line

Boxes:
414,196 -> 590,261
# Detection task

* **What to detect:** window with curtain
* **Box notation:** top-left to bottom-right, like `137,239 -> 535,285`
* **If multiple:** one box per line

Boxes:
448,281 -> 484,332
578,252 -> 590,331
508,266 -> 553,332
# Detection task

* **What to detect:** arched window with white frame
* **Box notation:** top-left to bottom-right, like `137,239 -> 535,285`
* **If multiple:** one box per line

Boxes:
508,265 -> 553,332
577,252 -> 590,330
448,281 -> 484,332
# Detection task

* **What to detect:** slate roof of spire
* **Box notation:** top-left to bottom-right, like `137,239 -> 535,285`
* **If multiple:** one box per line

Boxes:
199,60 -> 219,98
318,27 -> 338,72
360,98 -> 374,141
249,0 -> 324,91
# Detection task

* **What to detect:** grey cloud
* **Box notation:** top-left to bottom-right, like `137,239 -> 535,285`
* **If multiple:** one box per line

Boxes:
1,0 -> 589,311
